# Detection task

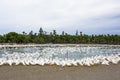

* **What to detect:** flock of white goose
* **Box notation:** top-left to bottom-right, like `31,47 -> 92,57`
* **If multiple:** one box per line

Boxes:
0,45 -> 119,66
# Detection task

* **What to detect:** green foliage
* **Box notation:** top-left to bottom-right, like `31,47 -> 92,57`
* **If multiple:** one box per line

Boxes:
0,35 -> 4,43
0,28 -> 120,44
39,27 -> 44,36
5,32 -> 19,43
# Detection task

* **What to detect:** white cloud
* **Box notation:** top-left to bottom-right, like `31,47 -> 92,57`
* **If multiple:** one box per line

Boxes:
0,0 -> 120,34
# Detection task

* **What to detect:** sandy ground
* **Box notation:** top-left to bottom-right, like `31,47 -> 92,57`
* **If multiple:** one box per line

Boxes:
0,64 -> 120,80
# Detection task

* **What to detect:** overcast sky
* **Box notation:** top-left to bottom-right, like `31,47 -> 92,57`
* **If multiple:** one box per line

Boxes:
0,0 -> 120,34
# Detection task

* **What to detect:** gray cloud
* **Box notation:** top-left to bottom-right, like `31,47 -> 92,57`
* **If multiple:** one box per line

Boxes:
0,0 -> 120,34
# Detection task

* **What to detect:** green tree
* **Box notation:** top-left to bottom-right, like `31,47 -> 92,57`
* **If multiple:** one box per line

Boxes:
62,31 -> 65,35
75,30 -> 78,36
53,30 -> 56,36
0,35 -> 4,43
39,27 -> 44,36
5,32 -> 19,43
0,28 -> 119,44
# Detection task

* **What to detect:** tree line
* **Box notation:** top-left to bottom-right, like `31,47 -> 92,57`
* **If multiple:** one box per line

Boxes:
0,28 -> 120,44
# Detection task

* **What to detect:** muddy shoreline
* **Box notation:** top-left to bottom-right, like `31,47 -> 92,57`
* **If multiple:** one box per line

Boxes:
0,44 -> 120,48
0,64 -> 120,80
